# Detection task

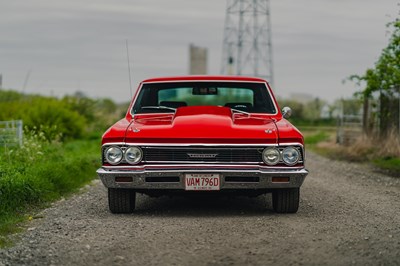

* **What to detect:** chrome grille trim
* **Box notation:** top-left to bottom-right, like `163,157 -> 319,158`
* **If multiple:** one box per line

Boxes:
140,146 -> 304,164
142,146 -> 264,164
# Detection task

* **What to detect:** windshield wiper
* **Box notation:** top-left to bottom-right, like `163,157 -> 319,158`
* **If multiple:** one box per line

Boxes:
141,106 -> 176,112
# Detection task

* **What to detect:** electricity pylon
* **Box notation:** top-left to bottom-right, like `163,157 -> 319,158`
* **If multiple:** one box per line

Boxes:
221,0 -> 274,86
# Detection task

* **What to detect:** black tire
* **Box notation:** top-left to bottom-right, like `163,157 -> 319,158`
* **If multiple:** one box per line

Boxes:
272,188 -> 300,213
108,188 -> 136,213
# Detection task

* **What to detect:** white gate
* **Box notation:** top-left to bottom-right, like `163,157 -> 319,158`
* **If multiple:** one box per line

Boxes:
0,120 -> 23,147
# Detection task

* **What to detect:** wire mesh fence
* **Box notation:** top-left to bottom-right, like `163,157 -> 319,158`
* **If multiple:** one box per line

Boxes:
0,120 -> 23,147
336,87 -> 400,145
337,114 -> 363,145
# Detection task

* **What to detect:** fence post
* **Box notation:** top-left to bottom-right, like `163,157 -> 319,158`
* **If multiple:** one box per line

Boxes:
17,120 -> 23,146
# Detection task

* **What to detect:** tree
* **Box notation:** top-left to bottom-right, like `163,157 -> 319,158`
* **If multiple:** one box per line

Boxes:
350,18 -> 400,134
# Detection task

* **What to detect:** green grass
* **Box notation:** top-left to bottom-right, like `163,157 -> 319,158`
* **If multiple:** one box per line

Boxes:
0,138 -> 100,247
298,126 -> 335,146
372,157 -> 400,175
299,126 -> 400,175
304,131 -> 330,145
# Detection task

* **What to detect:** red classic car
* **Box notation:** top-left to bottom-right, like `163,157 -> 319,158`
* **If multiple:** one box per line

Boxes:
97,76 -> 308,213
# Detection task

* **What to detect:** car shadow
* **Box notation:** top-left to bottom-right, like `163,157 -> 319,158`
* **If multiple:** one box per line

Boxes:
131,193 -> 276,217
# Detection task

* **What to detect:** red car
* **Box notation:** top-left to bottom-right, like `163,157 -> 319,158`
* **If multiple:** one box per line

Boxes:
97,76 -> 308,213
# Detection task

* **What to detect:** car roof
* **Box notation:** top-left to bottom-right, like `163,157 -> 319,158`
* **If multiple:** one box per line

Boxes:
141,75 -> 268,84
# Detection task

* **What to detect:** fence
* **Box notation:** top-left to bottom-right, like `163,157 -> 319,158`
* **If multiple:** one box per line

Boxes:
337,115 -> 363,145
0,120 -> 23,147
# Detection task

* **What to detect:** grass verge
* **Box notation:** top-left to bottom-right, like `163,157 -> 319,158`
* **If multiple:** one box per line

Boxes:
302,127 -> 400,175
372,157 -> 400,174
0,138 -> 100,247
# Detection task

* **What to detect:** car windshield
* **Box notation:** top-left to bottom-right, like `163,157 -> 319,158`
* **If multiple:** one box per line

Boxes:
131,82 -> 276,114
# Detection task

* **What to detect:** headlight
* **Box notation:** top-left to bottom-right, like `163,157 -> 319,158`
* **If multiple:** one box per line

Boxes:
282,147 -> 300,165
105,146 -> 123,165
125,146 -> 143,164
262,148 -> 280,165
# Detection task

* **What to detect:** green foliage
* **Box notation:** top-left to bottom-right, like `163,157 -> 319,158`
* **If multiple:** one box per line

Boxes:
62,92 -> 119,133
277,99 -> 304,120
304,131 -> 330,145
62,93 -> 96,123
350,19 -> 400,98
24,98 -> 85,140
348,18 -> 400,134
0,131 -> 100,246
0,89 -> 118,246
0,90 -> 24,102
0,89 -> 119,140
0,92 -> 85,140
302,98 -> 325,122
334,98 -> 363,115
372,157 -> 400,174
302,126 -> 400,175
277,98 -> 336,126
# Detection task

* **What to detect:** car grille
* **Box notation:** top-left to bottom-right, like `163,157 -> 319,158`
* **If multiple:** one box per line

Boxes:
142,146 -> 264,164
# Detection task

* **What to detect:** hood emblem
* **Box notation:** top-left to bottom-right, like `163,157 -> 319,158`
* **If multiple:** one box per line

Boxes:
265,129 -> 274,134
187,153 -> 218,158
133,128 -> 140,133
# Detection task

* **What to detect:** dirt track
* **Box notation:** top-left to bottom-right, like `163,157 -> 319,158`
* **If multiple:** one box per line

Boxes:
1,152 -> 399,266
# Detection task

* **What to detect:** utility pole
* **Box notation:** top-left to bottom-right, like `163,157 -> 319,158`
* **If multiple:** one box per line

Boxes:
221,0 -> 274,86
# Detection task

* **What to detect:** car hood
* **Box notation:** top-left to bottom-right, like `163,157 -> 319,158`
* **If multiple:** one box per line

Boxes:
124,106 -> 278,144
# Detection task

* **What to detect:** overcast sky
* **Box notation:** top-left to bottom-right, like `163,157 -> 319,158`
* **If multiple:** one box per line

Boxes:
0,0 -> 399,103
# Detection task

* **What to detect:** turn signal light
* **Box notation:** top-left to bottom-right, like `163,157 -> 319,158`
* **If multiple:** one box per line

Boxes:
272,177 -> 290,183
115,177 -> 133,183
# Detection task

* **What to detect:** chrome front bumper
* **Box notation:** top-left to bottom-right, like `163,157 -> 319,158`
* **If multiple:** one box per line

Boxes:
97,165 -> 308,190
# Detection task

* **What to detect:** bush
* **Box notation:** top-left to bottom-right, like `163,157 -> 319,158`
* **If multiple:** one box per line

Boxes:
0,130 -> 100,245
0,95 -> 86,140
21,98 -> 86,140
0,89 -> 120,140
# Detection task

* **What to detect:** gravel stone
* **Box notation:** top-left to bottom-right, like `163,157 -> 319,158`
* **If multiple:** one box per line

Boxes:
0,152 -> 399,265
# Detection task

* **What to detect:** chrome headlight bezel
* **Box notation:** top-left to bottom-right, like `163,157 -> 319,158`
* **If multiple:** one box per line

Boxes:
262,147 -> 281,165
105,146 -> 123,165
282,146 -> 300,166
125,146 -> 143,165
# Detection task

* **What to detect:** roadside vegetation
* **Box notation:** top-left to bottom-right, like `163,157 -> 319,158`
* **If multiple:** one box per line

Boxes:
345,17 -> 400,174
287,18 -> 400,175
301,127 -> 400,175
278,96 -> 399,174
0,90 -> 123,247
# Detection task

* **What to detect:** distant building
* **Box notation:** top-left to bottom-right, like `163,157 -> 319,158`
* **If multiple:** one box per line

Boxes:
189,44 -> 208,75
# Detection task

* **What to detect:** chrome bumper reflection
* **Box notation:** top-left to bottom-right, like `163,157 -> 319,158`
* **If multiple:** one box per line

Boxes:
97,166 -> 308,190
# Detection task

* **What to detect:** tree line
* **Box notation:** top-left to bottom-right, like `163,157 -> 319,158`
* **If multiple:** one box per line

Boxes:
0,90 -> 122,141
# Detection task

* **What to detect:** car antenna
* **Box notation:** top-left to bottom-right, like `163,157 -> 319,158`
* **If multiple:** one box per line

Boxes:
126,39 -> 133,99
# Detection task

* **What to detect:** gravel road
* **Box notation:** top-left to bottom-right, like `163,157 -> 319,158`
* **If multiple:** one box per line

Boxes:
1,152 -> 399,266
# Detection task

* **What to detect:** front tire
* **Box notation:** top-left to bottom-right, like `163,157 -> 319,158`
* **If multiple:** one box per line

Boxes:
108,188 -> 136,213
272,188 -> 300,213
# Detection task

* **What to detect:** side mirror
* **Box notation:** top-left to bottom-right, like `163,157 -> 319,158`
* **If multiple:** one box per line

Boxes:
282,106 -> 292,119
